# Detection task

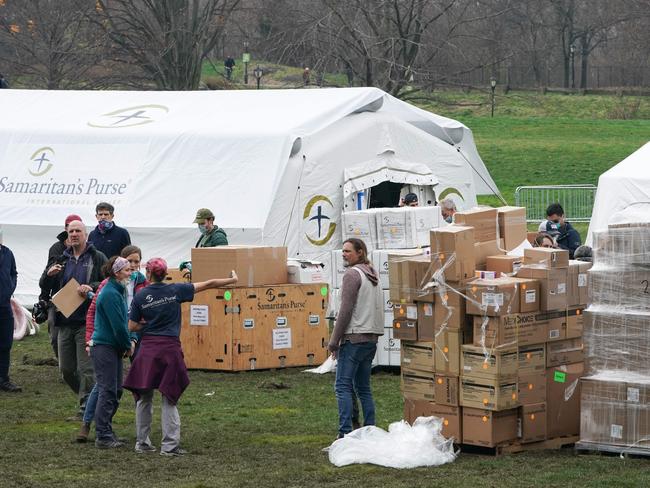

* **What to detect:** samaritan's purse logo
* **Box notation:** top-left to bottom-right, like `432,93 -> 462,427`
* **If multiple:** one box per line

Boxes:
303,195 -> 336,246
28,147 -> 55,176
87,104 -> 169,128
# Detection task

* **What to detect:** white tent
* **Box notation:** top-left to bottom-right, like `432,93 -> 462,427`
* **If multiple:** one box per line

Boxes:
0,87 -> 500,304
587,142 -> 650,244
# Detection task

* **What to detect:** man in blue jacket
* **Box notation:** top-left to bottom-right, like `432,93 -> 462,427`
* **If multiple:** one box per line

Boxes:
88,202 -> 131,259
539,203 -> 582,259
0,229 -> 20,392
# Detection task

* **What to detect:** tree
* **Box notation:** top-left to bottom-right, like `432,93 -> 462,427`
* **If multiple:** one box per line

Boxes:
91,0 -> 241,90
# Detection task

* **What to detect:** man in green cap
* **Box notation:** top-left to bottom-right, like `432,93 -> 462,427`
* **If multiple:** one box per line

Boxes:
193,208 -> 228,247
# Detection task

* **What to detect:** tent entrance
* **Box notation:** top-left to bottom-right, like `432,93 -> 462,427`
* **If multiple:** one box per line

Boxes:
368,181 -> 403,208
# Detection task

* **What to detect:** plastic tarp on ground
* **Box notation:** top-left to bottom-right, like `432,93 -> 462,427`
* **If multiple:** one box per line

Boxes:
587,142 -> 650,244
0,87 -> 499,304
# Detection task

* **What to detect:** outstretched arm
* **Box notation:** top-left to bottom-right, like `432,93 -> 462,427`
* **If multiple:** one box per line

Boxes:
193,270 -> 238,294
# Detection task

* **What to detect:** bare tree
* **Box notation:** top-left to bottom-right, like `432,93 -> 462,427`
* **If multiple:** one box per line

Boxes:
90,0 -> 241,90
0,0 -> 105,89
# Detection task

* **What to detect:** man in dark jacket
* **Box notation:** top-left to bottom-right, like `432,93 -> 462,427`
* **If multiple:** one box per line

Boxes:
540,203 -> 582,258
42,220 -> 107,418
0,231 -> 20,392
88,202 -> 131,259
193,208 -> 228,247
38,214 -> 82,358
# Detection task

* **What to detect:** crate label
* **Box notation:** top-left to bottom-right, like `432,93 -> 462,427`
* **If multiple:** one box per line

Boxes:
627,387 -> 640,403
482,292 -> 504,307
272,328 -> 292,350
557,283 -> 566,294
578,274 -> 587,287
610,424 -> 623,439
525,290 -> 537,303
242,319 -> 255,329
554,371 -> 566,383
406,305 -> 418,320
189,305 -> 209,326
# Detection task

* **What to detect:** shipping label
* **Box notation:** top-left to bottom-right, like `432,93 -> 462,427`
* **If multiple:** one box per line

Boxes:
189,305 -> 209,326
525,290 -> 537,303
272,328 -> 292,349
627,387 -> 640,403
482,292 -> 504,307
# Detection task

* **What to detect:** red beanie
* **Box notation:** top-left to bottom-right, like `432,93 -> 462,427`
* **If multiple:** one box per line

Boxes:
65,214 -> 82,226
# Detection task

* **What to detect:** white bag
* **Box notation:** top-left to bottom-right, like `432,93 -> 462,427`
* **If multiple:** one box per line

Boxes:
303,355 -> 337,374
327,416 -> 457,469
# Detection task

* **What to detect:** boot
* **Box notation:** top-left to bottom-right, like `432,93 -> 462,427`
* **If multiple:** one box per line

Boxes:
76,422 -> 91,443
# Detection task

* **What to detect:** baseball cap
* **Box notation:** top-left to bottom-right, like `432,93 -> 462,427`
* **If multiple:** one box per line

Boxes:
193,208 -> 215,224
403,193 -> 418,204
65,214 -> 82,226
146,257 -> 168,278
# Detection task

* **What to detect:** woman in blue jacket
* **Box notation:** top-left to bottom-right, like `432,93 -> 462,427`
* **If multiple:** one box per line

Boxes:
91,256 -> 134,449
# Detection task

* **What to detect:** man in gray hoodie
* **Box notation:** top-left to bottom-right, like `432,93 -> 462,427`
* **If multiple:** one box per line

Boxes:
328,238 -> 383,439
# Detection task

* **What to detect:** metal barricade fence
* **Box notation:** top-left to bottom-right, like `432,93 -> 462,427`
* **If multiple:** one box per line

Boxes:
514,185 -> 597,223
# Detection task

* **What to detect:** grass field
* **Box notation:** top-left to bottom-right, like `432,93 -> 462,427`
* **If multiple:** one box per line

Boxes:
2,333 -> 650,488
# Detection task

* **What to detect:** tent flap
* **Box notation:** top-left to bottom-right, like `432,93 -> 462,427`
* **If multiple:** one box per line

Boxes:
343,160 -> 438,198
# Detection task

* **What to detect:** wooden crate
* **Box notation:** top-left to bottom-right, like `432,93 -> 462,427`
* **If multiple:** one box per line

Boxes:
165,268 -> 191,284
180,283 -> 329,371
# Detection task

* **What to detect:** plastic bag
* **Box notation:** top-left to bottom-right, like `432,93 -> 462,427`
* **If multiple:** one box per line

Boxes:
303,355 -> 336,374
12,299 -> 38,341
327,416 -> 456,468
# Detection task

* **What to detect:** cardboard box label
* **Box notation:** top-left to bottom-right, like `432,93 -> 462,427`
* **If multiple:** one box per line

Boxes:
554,371 -> 566,383
422,303 -> 433,316
611,424 -> 623,439
272,328 -> 292,349
190,305 -> 209,326
482,292 -> 504,307
628,387 -> 640,403
406,305 -> 418,320
578,274 -> 587,287
557,283 -> 566,294
525,290 -> 536,304
548,328 -> 561,340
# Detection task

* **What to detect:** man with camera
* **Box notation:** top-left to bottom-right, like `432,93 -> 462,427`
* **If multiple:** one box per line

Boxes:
36,214 -> 82,359
41,220 -> 108,419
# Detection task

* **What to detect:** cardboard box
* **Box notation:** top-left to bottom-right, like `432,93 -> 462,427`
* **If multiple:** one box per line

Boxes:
473,311 -> 570,348
393,318 -> 418,341
393,303 -> 418,322
401,368 -> 435,401
461,345 -> 518,381
388,255 -> 434,303
286,259 -> 326,284
462,407 -> 518,446
518,344 -> 546,374
376,327 -> 401,366
486,255 -> 523,276
516,266 -> 568,312
566,308 -> 584,339
400,341 -> 434,373
546,315 -> 567,342
518,372 -> 547,405
580,377 -> 628,446
376,206 -> 443,249
474,240 -> 504,267
435,374 -> 460,406
460,377 -> 518,411
372,249 -> 424,289
416,300 -> 435,342
519,403 -> 547,443
568,260 -> 592,307
454,207 -> 498,242
523,248 -> 569,268
546,338 -> 584,367
546,362 -> 583,438
434,285 -> 467,330
403,399 -> 461,441
341,209 -> 379,250
430,226 -> 475,282
497,206 -> 527,251
466,277 -> 539,316
192,246 -> 287,286
435,329 -> 463,376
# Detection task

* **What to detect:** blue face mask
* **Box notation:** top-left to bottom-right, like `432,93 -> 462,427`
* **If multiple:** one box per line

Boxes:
98,220 -> 114,232
198,224 -> 208,235
130,271 -> 139,281
444,215 -> 453,224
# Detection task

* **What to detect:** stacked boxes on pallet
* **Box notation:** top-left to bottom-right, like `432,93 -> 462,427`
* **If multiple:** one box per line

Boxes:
400,205 -> 590,448
579,224 -> 650,452
336,206 -> 444,366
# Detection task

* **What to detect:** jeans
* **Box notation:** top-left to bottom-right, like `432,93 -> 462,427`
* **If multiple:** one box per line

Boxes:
0,306 -> 14,381
334,341 -> 377,436
58,326 -> 94,413
83,384 -> 99,424
91,344 -> 123,441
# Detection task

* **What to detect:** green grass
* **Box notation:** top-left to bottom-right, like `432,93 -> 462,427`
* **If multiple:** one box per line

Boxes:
3,334 -> 650,488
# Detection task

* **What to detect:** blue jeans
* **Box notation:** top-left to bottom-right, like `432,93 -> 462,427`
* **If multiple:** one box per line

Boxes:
83,384 -> 99,424
91,345 -> 123,441
335,341 -> 377,436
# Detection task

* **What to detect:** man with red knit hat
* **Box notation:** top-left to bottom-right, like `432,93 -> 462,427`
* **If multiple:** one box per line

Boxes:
37,214 -> 83,359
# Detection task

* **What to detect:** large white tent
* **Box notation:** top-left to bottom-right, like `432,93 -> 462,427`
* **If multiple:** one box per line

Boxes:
0,87 -> 500,303
587,142 -> 650,244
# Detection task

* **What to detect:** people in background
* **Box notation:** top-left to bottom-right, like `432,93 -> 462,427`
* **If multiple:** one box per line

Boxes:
42,220 -> 107,419
88,202 -> 131,259
124,258 -> 237,456
534,233 -> 556,249
0,229 -> 20,392
439,198 -> 457,223
224,56 -> 235,80
574,245 -> 593,262
193,208 -> 228,247
399,193 -> 419,207
538,203 -> 582,258
328,238 -> 383,440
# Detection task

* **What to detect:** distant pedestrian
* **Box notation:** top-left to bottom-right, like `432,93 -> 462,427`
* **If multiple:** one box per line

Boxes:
88,202 -> 131,259
224,56 -> 235,80
303,67 -> 311,86
0,228 -> 20,392
193,208 -> 228,247
0,74 -> 8,89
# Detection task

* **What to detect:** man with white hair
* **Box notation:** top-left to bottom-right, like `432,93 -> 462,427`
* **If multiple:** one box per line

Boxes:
439,198 -> 457,223
42,220 -> 108,419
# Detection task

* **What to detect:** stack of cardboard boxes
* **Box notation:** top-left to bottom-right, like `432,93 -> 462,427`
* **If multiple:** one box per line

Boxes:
400,206 -> 591,448
579,225 -> 650,452
335,206 -> 444,366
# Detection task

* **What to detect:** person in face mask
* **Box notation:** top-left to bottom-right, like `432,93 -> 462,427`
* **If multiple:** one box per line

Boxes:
193,208 -> 228,247
439,198 -> 457,224
538,203 -> 582,258
88,202 -> 131,259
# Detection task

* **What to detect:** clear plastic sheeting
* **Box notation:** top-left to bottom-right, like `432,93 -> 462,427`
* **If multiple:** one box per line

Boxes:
327,417 -> 456,468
